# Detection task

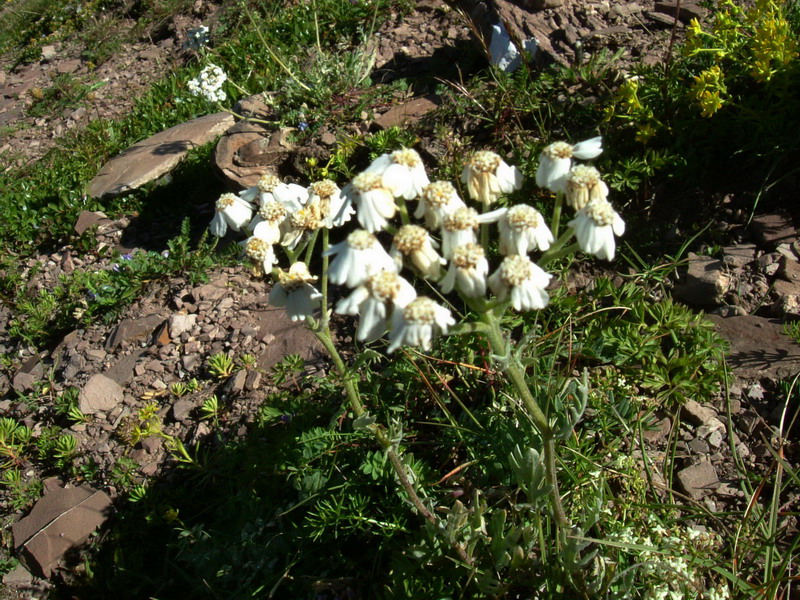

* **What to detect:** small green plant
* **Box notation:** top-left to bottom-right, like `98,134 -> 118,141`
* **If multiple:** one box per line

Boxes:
237,354 -> 258,370
54,387 -> 89,424
118,402 -> 163,446
207,352 -> 235,379
170,378 -> 200,398
199,395 -> 221,425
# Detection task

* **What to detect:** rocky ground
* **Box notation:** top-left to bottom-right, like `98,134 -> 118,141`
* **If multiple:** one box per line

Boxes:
1,0 -> 799,594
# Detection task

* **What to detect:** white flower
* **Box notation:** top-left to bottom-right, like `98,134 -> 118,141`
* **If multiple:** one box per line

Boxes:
460,150 -> 522,205
269,262 -> 322,321
307,179 -> 354,228
209,193 -> 254,237
185,25 -> 210,51
336,270 -> 417,343
366,148 -> 430,200
439,243 -> 489,298
498,204 -> 554,255
242,235 -> 278,274
387,297 -> 455,353
324,229 -> 396,288
187,64 -> 228,103
535,136 -> 603,194
415,181 -> 466,229
281,205 -> 323,250
390,225 -> 446,279
488,255 -> 552,311
567,198 -> 625,261
240,174 -> 308,214
565,164 -> 609,211
249,200 -> 288,244
441,206 -> 505,258
347,171 -> 397,232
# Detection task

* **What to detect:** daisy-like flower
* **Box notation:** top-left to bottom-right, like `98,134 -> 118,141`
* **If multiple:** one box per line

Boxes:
460,150 -> 522,206
269,262 -> 322,322
488,254 -> 552,311
249,200 -> 288,245
307,179 -> 354,228
565,165 -> 609,211
439,243 -> 489,298
240,173 -> 308,213
242,235 -> 278,274
567,198 -> 625,261
209,193 -> 254,237
324,229 -> 396,288
441,206 -> 505,258
281,205 -> 323,250
336,270 -> 417,343
346,171 -> 397,232
390,225 -> 446,279
498,204 -> 554,256
366,148 -> 430,200
387,296 -> 456,353
535,137 -> 603,194
415,181 -> 466,229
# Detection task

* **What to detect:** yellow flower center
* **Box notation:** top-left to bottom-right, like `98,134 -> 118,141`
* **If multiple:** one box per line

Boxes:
291,207 -> 320,230
391,148 -> 422,168
277,263 -> 316,291
452,243 -> 485,270
394,225 -> 428,254
443,207 -> 480,232
259,201 -> 286,223
422,181 -> 456,207
309,179 -> 338,199
566,165 -> 600,189
368,271 -> 402,301
403,297 -> 437,325
352,171 -> 386,192
215,193 -> 238,211
543,141 -> 573,160
258,173 -> 281,193
245,237 -> 270,261
347,229 -> 376,250
507,205 -> 542,231
468,150 -> 501,173
499,255 -> 534,286
585,200 -> 615,226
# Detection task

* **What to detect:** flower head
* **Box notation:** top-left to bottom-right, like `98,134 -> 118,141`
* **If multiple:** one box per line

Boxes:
242,235 -> 278,274
439,243 -> 489,298
307,179 -> 354,228
390,225 -> 446,279
416,181 -> 466,229
209,193 -> 254,237
565,165 -> 608,211
441,206 -> 505,258
568,198 -> 625,261
488,255 -> 552,311
366,148 -> 430,200
324,229 -> 396,288
250,200 -> 288,244
387,297 -> 455,353
498,204 -> 554,255
536,137 -> 603,194
347,171 -> 397,232
268,262 -> 322,321
336,270 -> 417,343
460,150 -> 522,205
187,64 -> 227,103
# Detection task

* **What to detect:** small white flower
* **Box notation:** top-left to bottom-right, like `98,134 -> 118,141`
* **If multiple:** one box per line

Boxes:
347,171 -> 397,232
387,297 -> 455,353
441,206 -> 505,258
242,235 -> 278,274
280,205 -> 323,250
209,193 -> 254,237
390,225 -> 446,279
366,148 -> 430,200
536,136 -> 603,194
567,198 -> 625,261
268,262 -> 322,322
336,270 -> 417,343
415,181 -> 466,229
249,200 -> 288,245
307,179 -> 354,228
324,229 -> 396,288
185,25 -> 210,51
188,64 -> 228,103
488,254 -> 552,311
439,243 -> 489,298
565,164 -> 609,211
460,150 -> 522,205
498,204 -> 554,255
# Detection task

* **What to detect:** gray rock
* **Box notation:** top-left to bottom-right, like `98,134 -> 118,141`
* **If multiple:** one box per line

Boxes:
2,564 -> 34,587
374,95 -> 441,130
721,244 -> 757,268
105,314 -> 164,350
169,313 -> 197,339
74,210 -> 111,236
751,213 -> 796,249
40,45 -> 57,61
171,398 -> 195,422
682,399 -> 718,428
79,374 -> 124,415
87,112 -> 235,198
674,253 -> 730,306
677,460 -> 719,500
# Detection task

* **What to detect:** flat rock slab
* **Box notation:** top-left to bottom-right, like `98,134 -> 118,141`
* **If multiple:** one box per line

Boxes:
254,308 -> 323,372
12,485 -> 113,578
751,213 -> 797,249
707,314 -> 800,380
677,459 -> 719,500
374,95 -> 441,130
79,374 -> 124,415
87,112 -> 235,198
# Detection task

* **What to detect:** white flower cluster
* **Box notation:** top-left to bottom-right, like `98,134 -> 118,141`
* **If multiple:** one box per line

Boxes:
187,64 -> 227,103
209,140 -> 625,354
185,25 -> 210,51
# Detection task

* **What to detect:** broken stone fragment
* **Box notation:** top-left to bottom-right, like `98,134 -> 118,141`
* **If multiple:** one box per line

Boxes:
677,459 -> 719,500
673,253 -> 731,306
79,374 -> 124,415
12,485 -> 113,578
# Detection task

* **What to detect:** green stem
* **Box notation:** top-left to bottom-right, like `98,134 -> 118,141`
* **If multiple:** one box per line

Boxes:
304,229 -> 320,266
396,197 -> 411,227
321,228 -> 330,328
538,242 -> 580,269
479,310 -> 569,527
551,192 -> 564,239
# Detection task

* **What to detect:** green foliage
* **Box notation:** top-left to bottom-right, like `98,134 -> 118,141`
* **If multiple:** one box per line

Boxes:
206,352 -> 235,380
